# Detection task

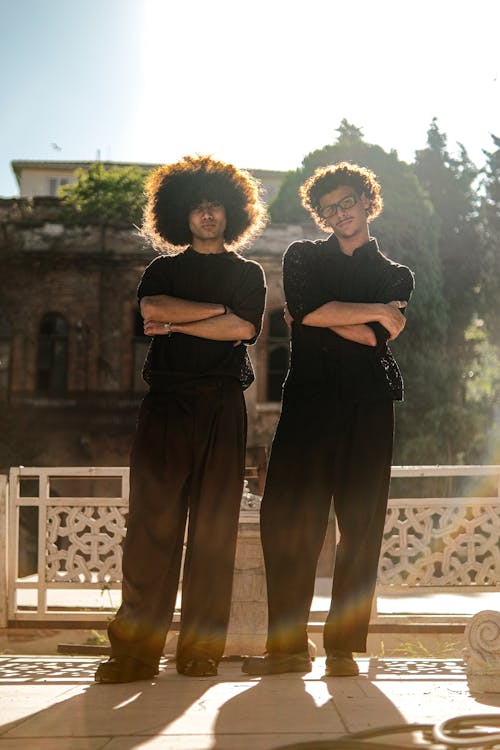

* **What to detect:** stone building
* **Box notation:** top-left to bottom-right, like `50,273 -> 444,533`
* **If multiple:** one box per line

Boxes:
10,160 -> 285,204
0,161 -> 325,479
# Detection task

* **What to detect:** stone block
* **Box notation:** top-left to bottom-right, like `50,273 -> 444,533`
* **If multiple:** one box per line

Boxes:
463,609 -> 500,693
225,512 -> 267,656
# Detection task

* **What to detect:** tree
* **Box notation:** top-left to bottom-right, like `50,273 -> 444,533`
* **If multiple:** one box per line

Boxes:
59,162 -> 147,226
461,133 -> 500,464
414,118 -> 480,348
270,121 -> 449,464
462,318 -> 500,462
477,134 -> 500,346
413,119 -> 483,463
270,121 -> 367,224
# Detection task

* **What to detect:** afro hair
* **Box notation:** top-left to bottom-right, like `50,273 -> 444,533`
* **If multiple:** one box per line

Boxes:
141,154 -> 268,254
299,161 -> 383,231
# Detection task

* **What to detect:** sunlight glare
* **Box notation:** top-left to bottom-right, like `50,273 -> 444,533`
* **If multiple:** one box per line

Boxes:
113,692 -> 143,710
133,0 -> 499,170
304,679 -> 334,708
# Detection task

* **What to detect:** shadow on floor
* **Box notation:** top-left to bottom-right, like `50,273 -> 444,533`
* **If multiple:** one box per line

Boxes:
0,656 -> 485,750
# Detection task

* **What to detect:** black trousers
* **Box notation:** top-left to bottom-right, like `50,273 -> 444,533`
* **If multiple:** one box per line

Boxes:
260,385 -> 394,655
108,377 -> 247,671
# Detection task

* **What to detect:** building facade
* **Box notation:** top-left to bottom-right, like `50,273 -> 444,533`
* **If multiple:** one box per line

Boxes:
10,160 -> 285,204
1,161 -> 325,476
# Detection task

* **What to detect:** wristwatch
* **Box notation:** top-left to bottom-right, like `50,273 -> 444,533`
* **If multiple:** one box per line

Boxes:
163,322 -> 172,336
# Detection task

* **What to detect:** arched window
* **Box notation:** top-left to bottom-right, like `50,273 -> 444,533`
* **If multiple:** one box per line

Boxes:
267,309 -> 290,402
0,313 -> 12,401
37,313 -> 68,393
133,310 -> 150,391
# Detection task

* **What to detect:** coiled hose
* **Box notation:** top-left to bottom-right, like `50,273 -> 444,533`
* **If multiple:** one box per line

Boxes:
277,713 -> 500,749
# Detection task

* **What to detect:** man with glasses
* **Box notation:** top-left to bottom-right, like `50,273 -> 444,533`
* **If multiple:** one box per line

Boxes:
95,155 -> 267,683
243,161 -> 414,677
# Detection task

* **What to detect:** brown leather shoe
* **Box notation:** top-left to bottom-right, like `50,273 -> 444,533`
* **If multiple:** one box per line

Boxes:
94,656 -> 159,683
242,651 -> 312,676
325,650 -> 359,677
178,657 -> 218,677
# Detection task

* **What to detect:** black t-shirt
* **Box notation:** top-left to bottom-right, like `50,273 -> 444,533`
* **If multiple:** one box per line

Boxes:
284,235 -> 415,401
138,247 -> 266,390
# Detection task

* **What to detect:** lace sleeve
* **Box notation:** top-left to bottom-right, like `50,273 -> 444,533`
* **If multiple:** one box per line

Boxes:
283,242 -> 317,323
367,264 -> 415,350
374,264 -> 414,399
377,265 -> 415,305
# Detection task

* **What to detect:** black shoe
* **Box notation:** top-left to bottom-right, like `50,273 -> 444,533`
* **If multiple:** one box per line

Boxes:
178,657 -> 218,677
242,651 -> 312,676
94,656 -> 159,684
325,650 -> 359,677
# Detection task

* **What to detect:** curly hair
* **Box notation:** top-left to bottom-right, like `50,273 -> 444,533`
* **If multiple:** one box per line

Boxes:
141,154 -> 268,254
299,161 -> 383,231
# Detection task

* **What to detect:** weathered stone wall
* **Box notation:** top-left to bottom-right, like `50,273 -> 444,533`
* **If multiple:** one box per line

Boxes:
0,197 -> 324,468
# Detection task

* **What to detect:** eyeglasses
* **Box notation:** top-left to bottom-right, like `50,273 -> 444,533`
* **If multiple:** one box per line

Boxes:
319,194 -> 358,219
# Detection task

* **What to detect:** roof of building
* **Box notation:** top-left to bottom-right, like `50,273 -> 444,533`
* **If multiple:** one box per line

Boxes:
10,160 -> 287,187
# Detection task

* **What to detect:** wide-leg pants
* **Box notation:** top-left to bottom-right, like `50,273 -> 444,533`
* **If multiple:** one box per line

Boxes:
260,385 -> 394,655
108,377 -> 247,671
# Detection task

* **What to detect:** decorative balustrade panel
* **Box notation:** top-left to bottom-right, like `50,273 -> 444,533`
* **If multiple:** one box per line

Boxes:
46,505 -> 127,583
7,467 -> 130,621
379,501 -> 500,586
3,465 -> 500,622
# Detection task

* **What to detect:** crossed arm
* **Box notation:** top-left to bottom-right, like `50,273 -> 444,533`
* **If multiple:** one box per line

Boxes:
140,295 -> 256,341
286,299 -> 407,345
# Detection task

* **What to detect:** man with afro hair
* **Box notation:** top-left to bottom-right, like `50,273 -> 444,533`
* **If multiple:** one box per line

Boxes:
95,155 -> 267,682
243,162 -> 414,678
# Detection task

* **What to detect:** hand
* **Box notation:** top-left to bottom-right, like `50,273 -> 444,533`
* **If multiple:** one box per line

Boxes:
388,300 -> 407,310
378,303 -> 407,340
284,304 -> 294,327
143,319 -> 173,336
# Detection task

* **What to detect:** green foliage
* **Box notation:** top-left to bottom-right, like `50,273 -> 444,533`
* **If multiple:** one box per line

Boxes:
465,319 -> 500,403
85,629 -> 108,645
477,134 -> 500,347
412,119 -> 490,463
269,118 -> 500,466
377,639 -> 463,658
59,162 -> 147,226
460,317 -> 500,463
270,119 -> 367,224
414,118 -> 480,343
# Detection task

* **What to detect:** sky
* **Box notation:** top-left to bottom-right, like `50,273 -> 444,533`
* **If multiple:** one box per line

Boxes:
1,0 -> 499,197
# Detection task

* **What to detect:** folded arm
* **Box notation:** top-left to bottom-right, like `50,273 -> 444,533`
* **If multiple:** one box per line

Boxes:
303,300 -> 407,341
285,304 -> 377,346
140,294 -> 224,324
329,324 -> 377,346
143,312 -> 255,341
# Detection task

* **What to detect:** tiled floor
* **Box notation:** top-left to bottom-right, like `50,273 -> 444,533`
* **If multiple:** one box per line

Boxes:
0,655 -> 499,749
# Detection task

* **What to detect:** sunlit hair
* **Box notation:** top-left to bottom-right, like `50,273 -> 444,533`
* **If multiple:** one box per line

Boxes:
299,161 -> 383,230
141,155 -> 268,254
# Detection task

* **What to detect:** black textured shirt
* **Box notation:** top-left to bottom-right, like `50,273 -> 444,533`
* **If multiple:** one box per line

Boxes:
138,247 -> 266,390
284,235 -> 414,401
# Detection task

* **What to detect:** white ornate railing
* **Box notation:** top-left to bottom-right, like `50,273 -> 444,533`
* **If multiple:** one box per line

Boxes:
373,465 -> 500,624
0,465 -> 499,626
5,467 -> 129,624
380,466 -> 500,589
